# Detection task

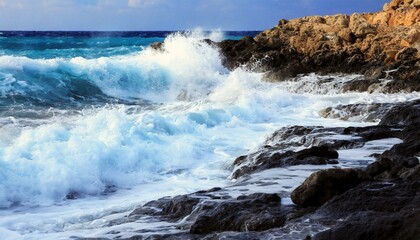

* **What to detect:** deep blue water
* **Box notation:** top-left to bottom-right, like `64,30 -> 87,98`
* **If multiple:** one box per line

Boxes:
0,31 -> 259,115
0,31 -> 260,59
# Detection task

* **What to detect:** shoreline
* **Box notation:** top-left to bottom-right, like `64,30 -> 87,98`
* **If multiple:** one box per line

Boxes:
114,0 -> 419,239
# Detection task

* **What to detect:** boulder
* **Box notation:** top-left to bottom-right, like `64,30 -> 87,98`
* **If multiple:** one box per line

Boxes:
190,193 -> 287,234
349,13 -> 377,38
231,146 -> 339,179
291,168 -> 370,207
314,178 -> 420,240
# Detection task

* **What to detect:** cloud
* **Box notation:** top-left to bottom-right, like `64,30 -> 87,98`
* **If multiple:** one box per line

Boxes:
0,0 -> 6,7
127,0 -> 159,8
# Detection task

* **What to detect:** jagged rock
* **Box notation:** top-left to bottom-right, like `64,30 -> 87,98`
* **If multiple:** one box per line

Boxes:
314,178 -> 420,240
231,146 -> 339,179
379,99 -> 420,126
319,103 -> 393,122
149,42 -> 164,51
190,193 -> 287,234
129,195 -> 201,221
231,125 -> 404,179
350,13 -> 377,38
291,168 -> 370,207
217,0 -> 420,91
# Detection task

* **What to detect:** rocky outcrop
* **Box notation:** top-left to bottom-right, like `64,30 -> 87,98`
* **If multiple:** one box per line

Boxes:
290,168 -> 370,207
189,193 -> 286,234
313,178 -> 420,240
218,0 -> 420,93
231,124 -> 403,179
319,103 -> 394,122
231,145 -> 339,179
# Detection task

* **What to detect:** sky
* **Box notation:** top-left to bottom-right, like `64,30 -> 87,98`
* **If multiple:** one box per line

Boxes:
0,0 -> 390,31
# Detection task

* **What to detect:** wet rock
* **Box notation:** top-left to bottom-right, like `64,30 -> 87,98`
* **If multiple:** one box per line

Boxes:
231,146 -> 339,179
291,168 -> 370,207
319,103 -> 393,122
130,195 -> 200,221
366,158 -> 394,177
379,99 -> 420,126
190,193 -> 287,234
314,178 -> 420,240
232,125 -> 403,179
149,42 -> 164,51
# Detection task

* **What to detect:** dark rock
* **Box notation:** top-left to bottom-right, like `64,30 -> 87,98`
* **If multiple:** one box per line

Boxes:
129,195 -> 200,221
379,99 -> 420,126
291,168 -> 370,207
231,146 -> 339,179
231,125 -> 403,179
364,67 -> 386,80
366,158 -> 394,177
296,146 -> 339,159
379,125 -> 420,163
314,178 -> 420,240
190,193 -> 287,234
149,42 -> 164,51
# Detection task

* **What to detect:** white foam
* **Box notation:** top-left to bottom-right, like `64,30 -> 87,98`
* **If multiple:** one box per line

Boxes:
0,30 -> 419,239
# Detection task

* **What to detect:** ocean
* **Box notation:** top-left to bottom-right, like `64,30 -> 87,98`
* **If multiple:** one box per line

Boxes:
0,30 -> 418,239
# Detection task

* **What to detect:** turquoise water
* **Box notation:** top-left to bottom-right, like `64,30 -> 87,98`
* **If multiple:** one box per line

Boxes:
0,31 -> 259,112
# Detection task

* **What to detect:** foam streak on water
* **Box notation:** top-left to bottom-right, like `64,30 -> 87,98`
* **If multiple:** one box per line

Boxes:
0,30 -> 419,239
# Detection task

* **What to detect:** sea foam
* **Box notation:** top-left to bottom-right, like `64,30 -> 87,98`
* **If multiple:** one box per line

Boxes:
0,30 -> 419,209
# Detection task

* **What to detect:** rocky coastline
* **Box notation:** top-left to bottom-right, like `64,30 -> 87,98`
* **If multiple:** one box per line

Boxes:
87,1 -> 419,239
218,0 -> 419,93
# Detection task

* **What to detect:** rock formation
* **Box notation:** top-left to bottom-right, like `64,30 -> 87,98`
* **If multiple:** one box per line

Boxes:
218,0 -> 420,93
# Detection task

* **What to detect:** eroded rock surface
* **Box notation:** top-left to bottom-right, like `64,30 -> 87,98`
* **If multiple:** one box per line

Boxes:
217,0 -> 420,93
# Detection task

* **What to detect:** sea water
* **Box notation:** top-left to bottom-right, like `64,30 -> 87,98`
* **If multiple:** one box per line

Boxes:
0,30 -> 418,239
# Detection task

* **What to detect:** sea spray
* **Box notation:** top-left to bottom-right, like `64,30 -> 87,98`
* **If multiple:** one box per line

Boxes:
0,30 -> 419,209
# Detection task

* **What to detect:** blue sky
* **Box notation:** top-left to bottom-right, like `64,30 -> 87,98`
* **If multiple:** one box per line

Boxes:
0,0 -> 389,31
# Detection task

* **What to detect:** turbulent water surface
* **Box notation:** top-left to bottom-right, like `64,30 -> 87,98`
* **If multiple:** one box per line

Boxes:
0,30 -> 419,239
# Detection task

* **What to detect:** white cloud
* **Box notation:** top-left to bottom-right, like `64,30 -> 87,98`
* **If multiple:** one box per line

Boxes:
0,0 -> 6,7
127,0 -> 158,8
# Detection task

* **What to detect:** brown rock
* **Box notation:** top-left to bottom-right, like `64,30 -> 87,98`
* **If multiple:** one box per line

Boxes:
406,28 -> 420,44
338,28 -> 355,43
218,0 -> 420,91
372,12 -> 391,25
350,13 -> 377,38
389,0 -> 404,9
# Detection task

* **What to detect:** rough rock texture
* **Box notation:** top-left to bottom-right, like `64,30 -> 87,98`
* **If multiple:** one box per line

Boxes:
190,193 -> 287,234
231,146 -> 339,179
290,168 -> 370,207
128,191 -> 299,236
319,103 -> 394,122
231,124 -> 402,179
313,179 -> 420,240
217,0 -> 420,93
379,99 -> 420,126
